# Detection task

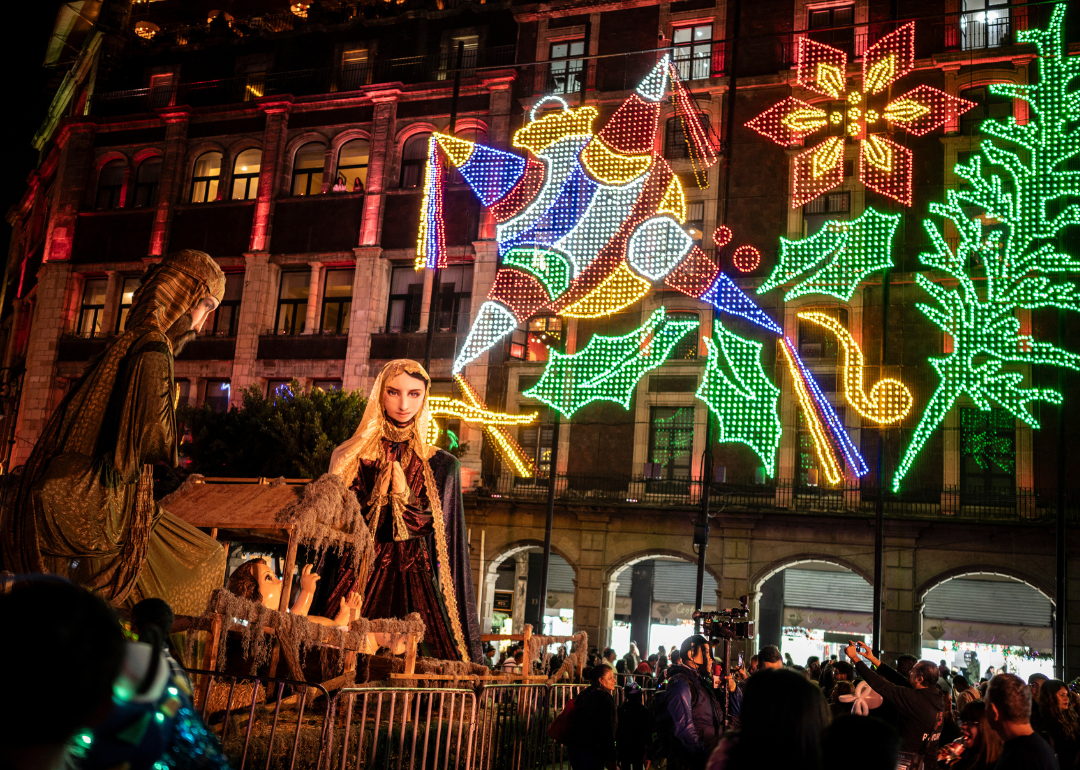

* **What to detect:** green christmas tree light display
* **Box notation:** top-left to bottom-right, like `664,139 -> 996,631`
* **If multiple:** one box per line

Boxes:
893,4 -> 1080,491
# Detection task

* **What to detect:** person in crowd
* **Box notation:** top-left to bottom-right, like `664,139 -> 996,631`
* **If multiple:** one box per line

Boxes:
483,644 -> 498,669
783,652 -> 794,667
566,663 -> 617,770
706,668 -> 829,770
656,653 -> 669,680
806,655 -> 821,682
657,645 -> 667,659
1036,678 -> 1080,767
985,666 -> 997,681
845,642 -> 945,766
0,579 -> 126,770
726,644 -> 784,730
500,649 -> 523,675
939,662 -> 955,696
549,644 -> 568,676
938,699 -> 1004,770
624,642 -> 641,674
1028,672 -> 1049,729
985,673 -> 1057,769
821,714 -> 900,770
746,655 -> 758,674
829,681 -> 856,721
616,681 -> 653,770
660,635 -> 723,770
604,648 -> 618,666
637,654 -> 658,679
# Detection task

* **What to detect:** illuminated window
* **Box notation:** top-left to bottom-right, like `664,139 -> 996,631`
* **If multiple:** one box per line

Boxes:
203,273 -> 243,337
95,160 -> 125,210
667,312 -> 699,360
340,47 -> 371,89
132,157 -> 162,208
267,379 -> 293,400
116,276 -> 141,332
808,5 -> 855,56
292,143 -> 326,196
386,265 -> 424,332
672,24 -> 713,81
648,406 -> 694,480
797,308 -> 848,359
795,373 -> 839,486
77,279 -> 108,337
441,34 -> 479,79
231,148 -> 261,200
961,408 -> 1015,494
509,316 -> 561,362
320,269 -> 352,334
664,115 -> 711,160
803,191 -> 850,236
399,134 -> 430,189
961,0 -> 1010,50
205,379 -> 231,412
431,263 -> 473,333
313,379 -> 342,391
685,201 -> 705,243
519,410 -> 554,476
275,272 -> 309,335
190,152 -> 222,203
337,139 -> 369,191
548,40 -> 584,95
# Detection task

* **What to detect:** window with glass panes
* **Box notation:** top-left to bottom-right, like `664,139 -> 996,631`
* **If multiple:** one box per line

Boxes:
337,140 -> 369,191
190,152 -> 222,203
132,158 -> 161,208
202,273 -> 243,336
961,0 -> 1009,50
399,134 -> 430,189
672,24 -> 713,81
796,374 -> 838,485
648,406 -> 695,480
959,85 -> 1012,136
685,201 -> 705,243
96,161 -> 125,210
664,115 -> 712,160
340,47 -> 370,89
803,191 -> 850,236
431,264 -> 473,333
205,380 -> 231,412
960,407 -> 1015,493
292,143 -> 326,196
548,40 -> 584,95
116,277 -> 141,333
441,34 -> 479,79
77,279 -> 108,336
808,5 -> 854,55
313,380 -> 342,391
320,270 -> 352,334
667,313 -> 699,360
275,272 -> 310,335
231,148 -> 261,200
519,410 -> 554,476
386,266 -> 424,333
267,379 -> 293,400
509,316 -> 561,362
797,308 -> 847,358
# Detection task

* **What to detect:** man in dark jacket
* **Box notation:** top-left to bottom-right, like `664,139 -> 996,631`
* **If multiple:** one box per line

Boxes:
845,642 -> 945,766
616,681 -> 653,770
727,644 -> 784,730
661,635 -> 722,770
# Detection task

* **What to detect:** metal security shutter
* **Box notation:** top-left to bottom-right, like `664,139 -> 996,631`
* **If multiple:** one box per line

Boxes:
547,556 -> 576,593
922,578 -> 1052,627
653,560 -> 718,604
783,568 -> 873,613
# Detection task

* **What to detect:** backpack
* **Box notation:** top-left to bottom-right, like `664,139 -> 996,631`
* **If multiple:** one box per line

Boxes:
547,692 -> 578,746
650,669 -> 699,760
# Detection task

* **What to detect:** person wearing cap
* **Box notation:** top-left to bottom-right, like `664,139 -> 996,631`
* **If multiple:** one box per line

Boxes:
662,635 -> 723,770
616,681 -> 653,770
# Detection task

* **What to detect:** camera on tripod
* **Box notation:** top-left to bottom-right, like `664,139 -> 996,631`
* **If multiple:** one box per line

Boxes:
692,595 -> 754,640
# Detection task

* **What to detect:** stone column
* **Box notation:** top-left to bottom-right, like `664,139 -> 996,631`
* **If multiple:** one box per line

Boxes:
11,262 -> 72,466
190,376 -> 204,408
512,552 -> 529,633
100,271 -> 123,334
881,527 -> 919,664
2,299 -> 29,370
43,123 -> 95,264
599,579 -> 621,649
359,89 -> 402,246
343,247 -> 390,392
572,526 -> 609,646
230,252 -> 273,406
302,262 -> 323,334
148,110 -> 190,256
249,99 -> 292,252
481,571 -> 498,636
630,561 -> 655,656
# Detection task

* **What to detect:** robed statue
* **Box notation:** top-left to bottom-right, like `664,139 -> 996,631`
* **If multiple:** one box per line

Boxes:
321,359 -> 482,662
1,250 -> 227,615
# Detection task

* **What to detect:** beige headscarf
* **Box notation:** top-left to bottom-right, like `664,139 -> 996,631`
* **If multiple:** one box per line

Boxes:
327,359 -> 471,661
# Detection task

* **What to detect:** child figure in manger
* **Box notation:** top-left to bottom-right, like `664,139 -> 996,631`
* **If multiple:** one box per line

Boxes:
228,558 -> 360,627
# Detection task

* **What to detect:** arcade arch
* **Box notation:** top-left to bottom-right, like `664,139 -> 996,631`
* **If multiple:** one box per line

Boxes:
480,542 -> 577,641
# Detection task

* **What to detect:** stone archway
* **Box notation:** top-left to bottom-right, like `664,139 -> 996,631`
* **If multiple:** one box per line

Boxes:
479,540 -> 579,637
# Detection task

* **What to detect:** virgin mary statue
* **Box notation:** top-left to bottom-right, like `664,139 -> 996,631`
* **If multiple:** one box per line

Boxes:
324,359 -> 481,662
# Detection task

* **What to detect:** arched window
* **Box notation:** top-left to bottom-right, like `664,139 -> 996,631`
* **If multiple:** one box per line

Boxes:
292,142 -> 326,196
231,148 -> 261,200
190,152 -> 222,203
95,160 -> 125,210
399,134 -> 430,189
337,139 -> 369,192
132,157 -> 162,208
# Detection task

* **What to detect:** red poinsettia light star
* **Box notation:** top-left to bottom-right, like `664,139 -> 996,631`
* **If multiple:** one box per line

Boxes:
746,23 -> 975,207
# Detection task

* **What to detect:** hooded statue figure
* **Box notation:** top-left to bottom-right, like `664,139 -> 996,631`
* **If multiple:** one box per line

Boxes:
0,249 -> 228,615
322,359 -> 482,663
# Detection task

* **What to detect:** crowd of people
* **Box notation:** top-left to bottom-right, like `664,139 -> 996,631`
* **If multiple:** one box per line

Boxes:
557,636 -> 1073,770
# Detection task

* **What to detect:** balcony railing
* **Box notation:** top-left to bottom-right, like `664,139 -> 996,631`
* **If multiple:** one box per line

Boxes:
479,471 -> 1075,524
90,45 -> 517,117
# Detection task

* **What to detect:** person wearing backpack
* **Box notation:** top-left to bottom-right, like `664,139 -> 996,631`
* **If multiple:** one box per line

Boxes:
566,663 -> 618,770
653,635 -> 722,770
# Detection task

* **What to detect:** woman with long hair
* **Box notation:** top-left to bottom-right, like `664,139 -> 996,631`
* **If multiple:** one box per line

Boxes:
938,700 -> 1004,769
566,663 -> 617,770
1038,679 -> 1080,768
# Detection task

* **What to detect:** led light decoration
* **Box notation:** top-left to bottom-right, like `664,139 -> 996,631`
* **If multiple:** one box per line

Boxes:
760,207 -> 902,302
779,337 -> 844,484
658,177 -> 687,222
453,301 -> 518,374
668,59 -> 718,187
501,247 -> 573,300
562,263 -> 651,318
797,311 -> 913,424
695,320 -> 782,473
893,5 -> 1080,491
713,226 -> 732,248
665,245 -> 720,299
416,136 -> 447,269
582,135 -> 652,184
523,308 -> 698,418
702,272 -> 783,334
732,245 -> 761,273
746,22 -> 974,207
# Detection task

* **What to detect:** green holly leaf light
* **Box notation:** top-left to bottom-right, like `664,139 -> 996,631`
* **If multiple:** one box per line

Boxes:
524,307 -> 697,418
758,207 -> 902,301
695,320 -> 782,474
